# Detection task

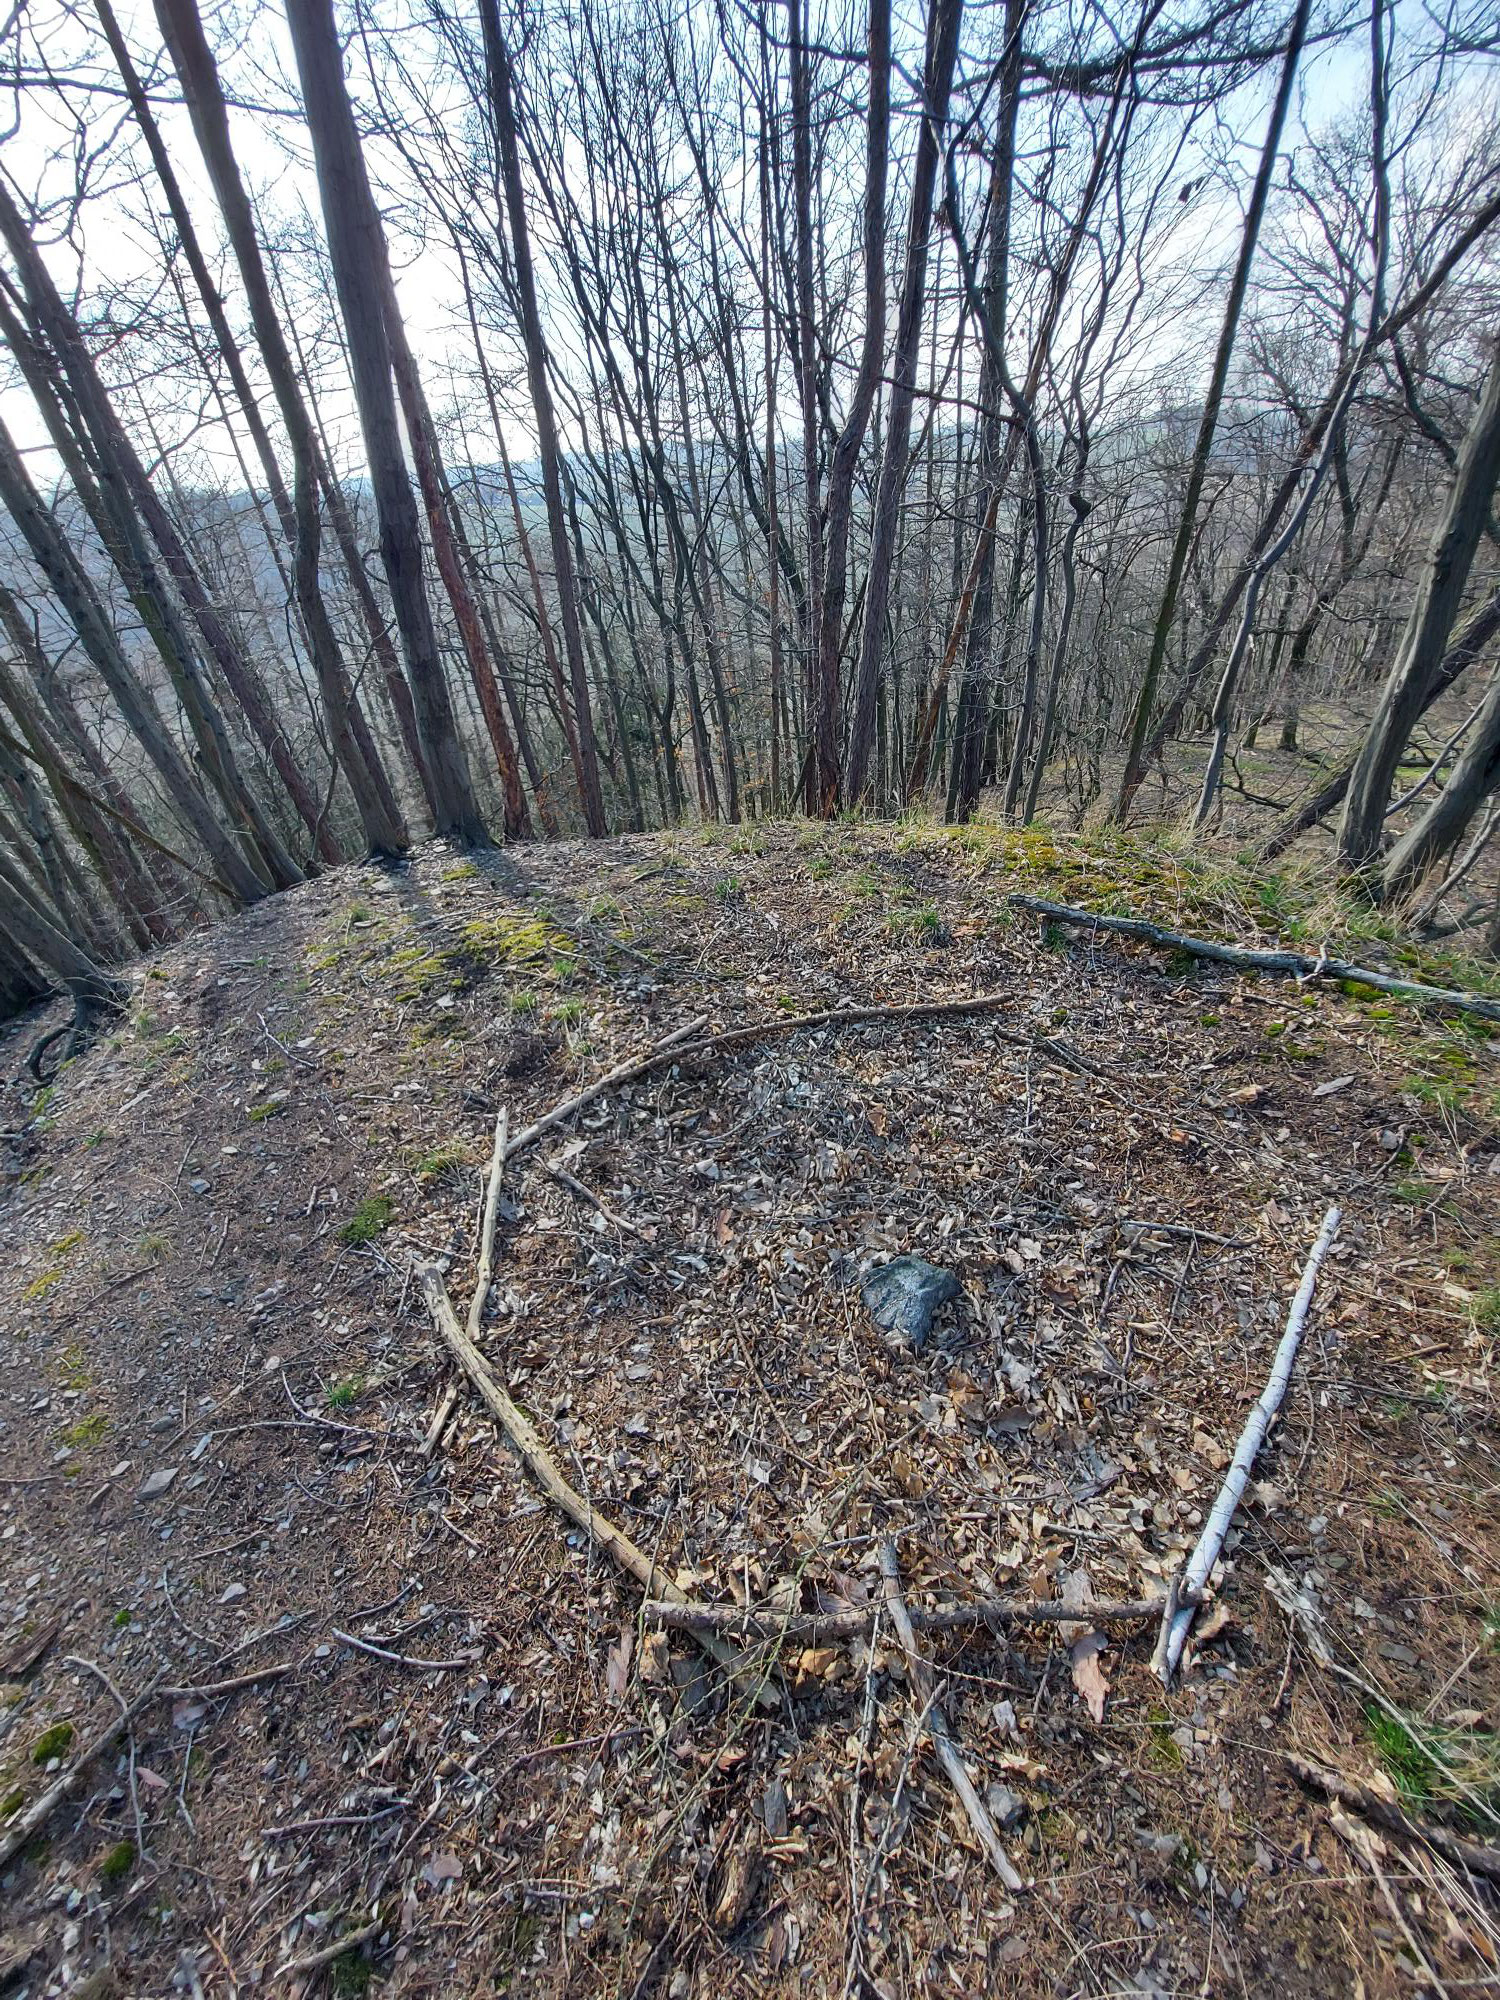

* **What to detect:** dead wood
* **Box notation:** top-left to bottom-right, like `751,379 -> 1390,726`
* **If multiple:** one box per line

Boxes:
1159,1206 -> 1341,1680
503,994 -> 1027,1163
1287,1753 -> 1500,1886
643,1588 -> 1194,1648
415,1260 -> 768,1701
1011,893 -> 1500,1021
0,1669 -> 163,1868
878,1539 -> 1024,1892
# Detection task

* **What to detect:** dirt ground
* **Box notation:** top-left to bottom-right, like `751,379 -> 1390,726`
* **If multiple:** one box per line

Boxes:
0,816 -> 1497,1999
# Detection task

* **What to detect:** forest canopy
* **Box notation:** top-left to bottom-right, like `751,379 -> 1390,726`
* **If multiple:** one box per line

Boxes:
0,0 -> 1498,1008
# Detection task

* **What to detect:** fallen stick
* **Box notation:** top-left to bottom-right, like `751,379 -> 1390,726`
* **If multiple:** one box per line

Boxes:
1158,1205 -> 1341,1681
644,1588 -> 1197,1648
419,1380 -> 461,1460
1286,1753 -> 1500,1886
0,1670 -> 162,1868
879,1540 -> 1024,1892
272,1917 -> 382,1983
331,1628 -> 476,1672
468,1106 -> 510,1340
160,1661 -> 295,1701
503,995 -> 1020,1163
1010,894 -> 1500,1023
415,1262 -> 769,1703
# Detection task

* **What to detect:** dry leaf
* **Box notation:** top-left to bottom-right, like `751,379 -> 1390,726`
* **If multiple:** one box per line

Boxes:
1312,1074 -> 1354,1098
605,1629 -> 633,1702
1070,1632 -> 1109,1723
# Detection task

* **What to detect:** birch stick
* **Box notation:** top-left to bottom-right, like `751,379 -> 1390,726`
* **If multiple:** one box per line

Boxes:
1158,1205 -> 1341,1680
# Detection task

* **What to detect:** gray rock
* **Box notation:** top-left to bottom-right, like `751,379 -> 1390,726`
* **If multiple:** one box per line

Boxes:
861,1256 -> 960,1350
138,1467 -> 177,1500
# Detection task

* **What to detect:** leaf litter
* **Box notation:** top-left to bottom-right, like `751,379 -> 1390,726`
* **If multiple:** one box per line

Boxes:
0,821 -> 1496,1995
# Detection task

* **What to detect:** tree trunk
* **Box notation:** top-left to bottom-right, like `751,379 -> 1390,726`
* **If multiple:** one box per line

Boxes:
844,0 -> 965,805
478,0 -> 607,837
155,0 -> 411,854
1338,339 -> 1500,872
1114,0 -> 1311,816
284,0 -> 486,845
0,416 -> 266,904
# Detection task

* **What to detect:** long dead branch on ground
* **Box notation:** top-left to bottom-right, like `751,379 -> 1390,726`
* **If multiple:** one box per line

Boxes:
414,1105 -> 769,1702
1158,1205 -> 1341,1680
1011,894 -> 1500,1021
502,993 -> 1042,1164
644,1588 -> 1197,1648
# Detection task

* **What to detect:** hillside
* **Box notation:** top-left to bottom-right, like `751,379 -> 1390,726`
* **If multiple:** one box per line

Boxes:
1,820 -> 1498,1998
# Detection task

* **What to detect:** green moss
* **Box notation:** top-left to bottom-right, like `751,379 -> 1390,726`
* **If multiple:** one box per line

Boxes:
441,862 -> 481,883
413,1143 -> 468,1182
328,1947 -> 374,1998
112,1608 -> 132,1629
247,1099 -> 285,1123
339,1196 -> 395,1246
0,1787 -> 22,1818
31,1722 -> 74,1763
99,1839 -> 136,1884
62,1413 -> 108,1449
326,1377 -> 362,1409
22,1269 -> 62,1302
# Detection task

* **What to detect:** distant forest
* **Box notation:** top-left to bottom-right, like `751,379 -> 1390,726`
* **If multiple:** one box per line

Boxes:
0,0 -> 1498,1011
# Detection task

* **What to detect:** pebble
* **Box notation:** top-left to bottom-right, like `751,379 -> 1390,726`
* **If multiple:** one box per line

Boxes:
138,1468 -> 177,1500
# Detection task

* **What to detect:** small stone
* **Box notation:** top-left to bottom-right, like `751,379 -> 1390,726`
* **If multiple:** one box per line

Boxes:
189,1178 -> 210,1196
985,1781 -> 1024,1828
860,1256 -> 960,1351
219,1583 -> 246,1604
138,1468 -> 177,1500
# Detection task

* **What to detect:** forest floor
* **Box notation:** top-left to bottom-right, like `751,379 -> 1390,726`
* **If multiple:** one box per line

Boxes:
1,814 -> 1499,1999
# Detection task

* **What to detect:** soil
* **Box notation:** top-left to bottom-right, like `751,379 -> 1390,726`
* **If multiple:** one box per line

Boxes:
0,817 -> 1496,1999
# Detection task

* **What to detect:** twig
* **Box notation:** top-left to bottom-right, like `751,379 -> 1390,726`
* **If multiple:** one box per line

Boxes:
414,1261 -> 770,1703
1148,1569 -> 1187,1683
644,1588 -> 1194,1648
160,1661 -> 296,1701
330,1629 -> 476,1671
419,1381 -> 461,1461
503,995 -> 1027,1164
878,1540 -> 1024,1892
0,1668 -> 163,1867
1286,1753 -> 1500,1886
1158,1205 -> 1341,1681
1330,1808 -> 1452,1998
65,1655 -> 145,1861
1011,894 -> 1500,1023
469,1105 -> 509,1339
271,1918 -> 381,1982
263,1802 -> 411,1838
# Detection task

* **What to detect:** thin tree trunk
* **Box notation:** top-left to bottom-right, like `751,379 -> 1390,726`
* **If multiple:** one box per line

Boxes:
156,0 -> 411,853
0,416 -> 267,903
1338,339 -> 1500,872
844,0 -> 965,805
478,0 -> 607,837
1114,0 -> 1312,815
284,0 -> 485,845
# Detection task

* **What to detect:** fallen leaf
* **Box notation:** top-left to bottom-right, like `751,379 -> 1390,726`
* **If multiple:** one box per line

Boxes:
605,1629 -> 633,1703
421,1851 -> 462,1887
1070,1632 -> 1109,1723
1312,1074 -> 1354,1098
